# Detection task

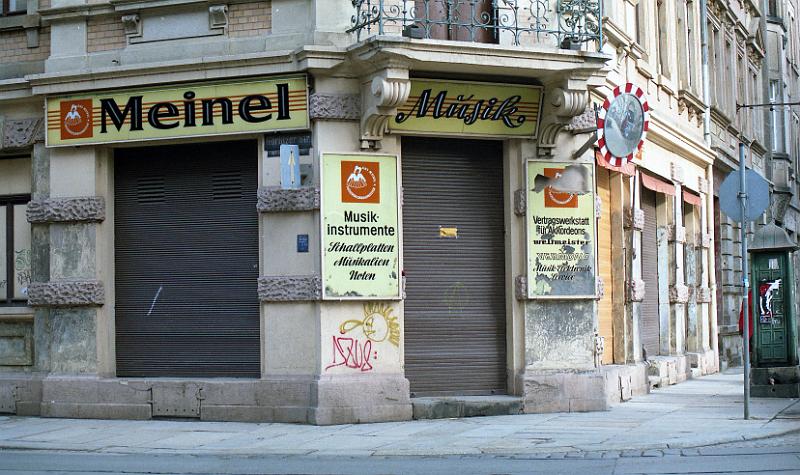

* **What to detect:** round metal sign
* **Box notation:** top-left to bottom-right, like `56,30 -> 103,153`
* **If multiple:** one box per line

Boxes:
597,84 -> 649,167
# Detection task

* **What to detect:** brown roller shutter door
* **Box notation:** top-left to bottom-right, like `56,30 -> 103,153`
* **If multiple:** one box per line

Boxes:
640,187 -> 660,357
402,137 -> 506,396
596,167 -> 614,364
114,141 -> 260,377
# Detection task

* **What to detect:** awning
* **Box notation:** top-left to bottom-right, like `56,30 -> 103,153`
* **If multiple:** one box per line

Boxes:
641,173 -> 676,196
595,150 -> 635,176
683,189 -> 702,206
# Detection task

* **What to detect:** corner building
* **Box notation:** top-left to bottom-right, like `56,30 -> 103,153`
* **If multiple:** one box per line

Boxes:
0,0 -> 717,424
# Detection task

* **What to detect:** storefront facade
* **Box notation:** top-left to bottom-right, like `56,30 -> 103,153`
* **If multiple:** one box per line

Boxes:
0,0 -> 723,424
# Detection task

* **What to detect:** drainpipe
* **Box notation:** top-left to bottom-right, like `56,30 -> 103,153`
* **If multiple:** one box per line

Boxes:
699,0 -> 719,371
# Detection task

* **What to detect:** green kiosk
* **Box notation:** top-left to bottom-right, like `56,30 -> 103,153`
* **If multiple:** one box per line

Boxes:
749,223 -> 800,397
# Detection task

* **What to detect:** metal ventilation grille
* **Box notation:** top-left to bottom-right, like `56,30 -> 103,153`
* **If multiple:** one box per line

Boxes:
136,177 -> 166,204
211,172 -> 243,201
115,141 -> 260,378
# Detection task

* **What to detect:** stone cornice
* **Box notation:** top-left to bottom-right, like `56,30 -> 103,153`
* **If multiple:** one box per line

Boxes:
346,36 -> 609,85
39,0 -> 260,23
646,112 -> 716,168
28,46 -> 346,96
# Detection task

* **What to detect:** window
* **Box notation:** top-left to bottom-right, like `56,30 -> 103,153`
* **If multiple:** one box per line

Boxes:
0,195 -> 31,305
737,52 -> 746,131
770,80 -> 786,153
708,21 -> 721,110
768,0 -> 778,17
678,0 -> 697,90
656,0 -> 671,79
1,0 -> 27,16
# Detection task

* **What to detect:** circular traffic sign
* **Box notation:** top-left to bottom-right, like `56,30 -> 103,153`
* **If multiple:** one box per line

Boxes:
597,84 -> 649,167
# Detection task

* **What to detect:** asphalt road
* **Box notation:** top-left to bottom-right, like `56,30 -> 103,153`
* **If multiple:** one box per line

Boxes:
1,433 -> 798,475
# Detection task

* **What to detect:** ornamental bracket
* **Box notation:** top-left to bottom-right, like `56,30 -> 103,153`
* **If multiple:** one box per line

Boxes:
360,66 -> 411,150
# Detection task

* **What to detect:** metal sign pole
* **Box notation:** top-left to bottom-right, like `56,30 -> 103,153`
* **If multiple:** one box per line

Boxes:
738,142 -> 751,420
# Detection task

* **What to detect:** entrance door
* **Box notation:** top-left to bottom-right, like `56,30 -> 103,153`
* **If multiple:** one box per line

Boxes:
402,137 -> 506,396
114,141 -> 260,377
753,253 -> 789,365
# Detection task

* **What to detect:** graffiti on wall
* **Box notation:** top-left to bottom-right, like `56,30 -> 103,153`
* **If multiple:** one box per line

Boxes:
325,302 -> 399,372
15,249 -> 31,295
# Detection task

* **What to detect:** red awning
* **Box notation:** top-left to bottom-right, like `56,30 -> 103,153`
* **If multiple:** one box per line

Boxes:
683,189 -> 702,206
595,150 -> 635,176
641,173 -> 676,196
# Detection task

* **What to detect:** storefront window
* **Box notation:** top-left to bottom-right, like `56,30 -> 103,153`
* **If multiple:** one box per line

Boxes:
0,196 -> 31,304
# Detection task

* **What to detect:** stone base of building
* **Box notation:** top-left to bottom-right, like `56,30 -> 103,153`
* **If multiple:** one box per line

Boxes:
686,349 -> 718,376
521,370 -> 610,413
599,363 -> 650,405
719,326 -> 744,371
751,366 -> 800,398
647,355 -> 691,388
309,374 -> 412,425
0,373 -> 411,424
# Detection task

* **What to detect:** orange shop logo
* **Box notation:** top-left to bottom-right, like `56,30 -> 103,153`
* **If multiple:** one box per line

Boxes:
60,100 -> 94,140
543,168 -> 578,208
341,161 -> 380,204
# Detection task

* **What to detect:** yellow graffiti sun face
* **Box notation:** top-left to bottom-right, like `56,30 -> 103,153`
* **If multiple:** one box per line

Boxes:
339,302 -> 400,347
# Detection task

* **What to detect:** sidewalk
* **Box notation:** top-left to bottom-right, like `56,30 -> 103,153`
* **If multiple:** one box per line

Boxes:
0,370 -> 798,458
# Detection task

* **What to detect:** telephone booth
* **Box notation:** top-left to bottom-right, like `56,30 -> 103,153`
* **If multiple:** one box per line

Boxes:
749,223 -> 799,397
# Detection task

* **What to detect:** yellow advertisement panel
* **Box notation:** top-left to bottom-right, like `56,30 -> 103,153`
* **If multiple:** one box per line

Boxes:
46,76 -> 308,147
527,161 -> 597,298
389,79 -> 542,138
322,153 -> 400,300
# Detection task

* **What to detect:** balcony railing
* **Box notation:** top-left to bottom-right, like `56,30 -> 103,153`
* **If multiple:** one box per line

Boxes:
348,0 -> 602,50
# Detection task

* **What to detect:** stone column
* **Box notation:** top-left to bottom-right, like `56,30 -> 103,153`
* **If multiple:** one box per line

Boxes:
521,85 -> 609,413
26,146 -> 111,418
622,176 -> 644,365
667,192 -> 687,356
305,74 -> 411,424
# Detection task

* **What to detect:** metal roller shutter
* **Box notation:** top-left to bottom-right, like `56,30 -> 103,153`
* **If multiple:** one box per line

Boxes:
640,187 -> 660,357
402,137 -> 506,396
114,141 -> 260,377
596,167 -> 614,364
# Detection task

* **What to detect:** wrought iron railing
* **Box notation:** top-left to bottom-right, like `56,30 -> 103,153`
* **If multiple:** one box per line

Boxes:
348,0 -> 602,50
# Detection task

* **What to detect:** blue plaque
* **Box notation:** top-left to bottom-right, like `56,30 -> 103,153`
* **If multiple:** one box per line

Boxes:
297,234 -> 309,253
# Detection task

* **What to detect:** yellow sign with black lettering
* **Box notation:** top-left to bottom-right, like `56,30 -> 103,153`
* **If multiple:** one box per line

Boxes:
390,79 -> 543,138
46,76 -> 308,147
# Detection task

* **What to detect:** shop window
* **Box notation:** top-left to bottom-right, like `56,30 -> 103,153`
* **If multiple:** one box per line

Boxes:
0,196 -> 31,305
1,0 -> 27,16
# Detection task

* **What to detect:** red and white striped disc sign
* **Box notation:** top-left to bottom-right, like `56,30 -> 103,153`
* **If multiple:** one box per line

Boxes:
597,83 -> 649,167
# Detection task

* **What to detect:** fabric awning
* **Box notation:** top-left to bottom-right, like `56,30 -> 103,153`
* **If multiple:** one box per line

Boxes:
595,150 -> 635,176
683,189 -> 702,206
641,172 -> 676,196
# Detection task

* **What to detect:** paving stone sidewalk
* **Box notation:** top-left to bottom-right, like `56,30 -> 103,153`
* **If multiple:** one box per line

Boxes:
0,370 -> 798,458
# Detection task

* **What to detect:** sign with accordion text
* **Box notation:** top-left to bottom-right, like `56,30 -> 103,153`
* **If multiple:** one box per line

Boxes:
321,153 -> 400,300
527,161 -> 597,298
46,76 -> 309,147
389,79 -> 543,138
